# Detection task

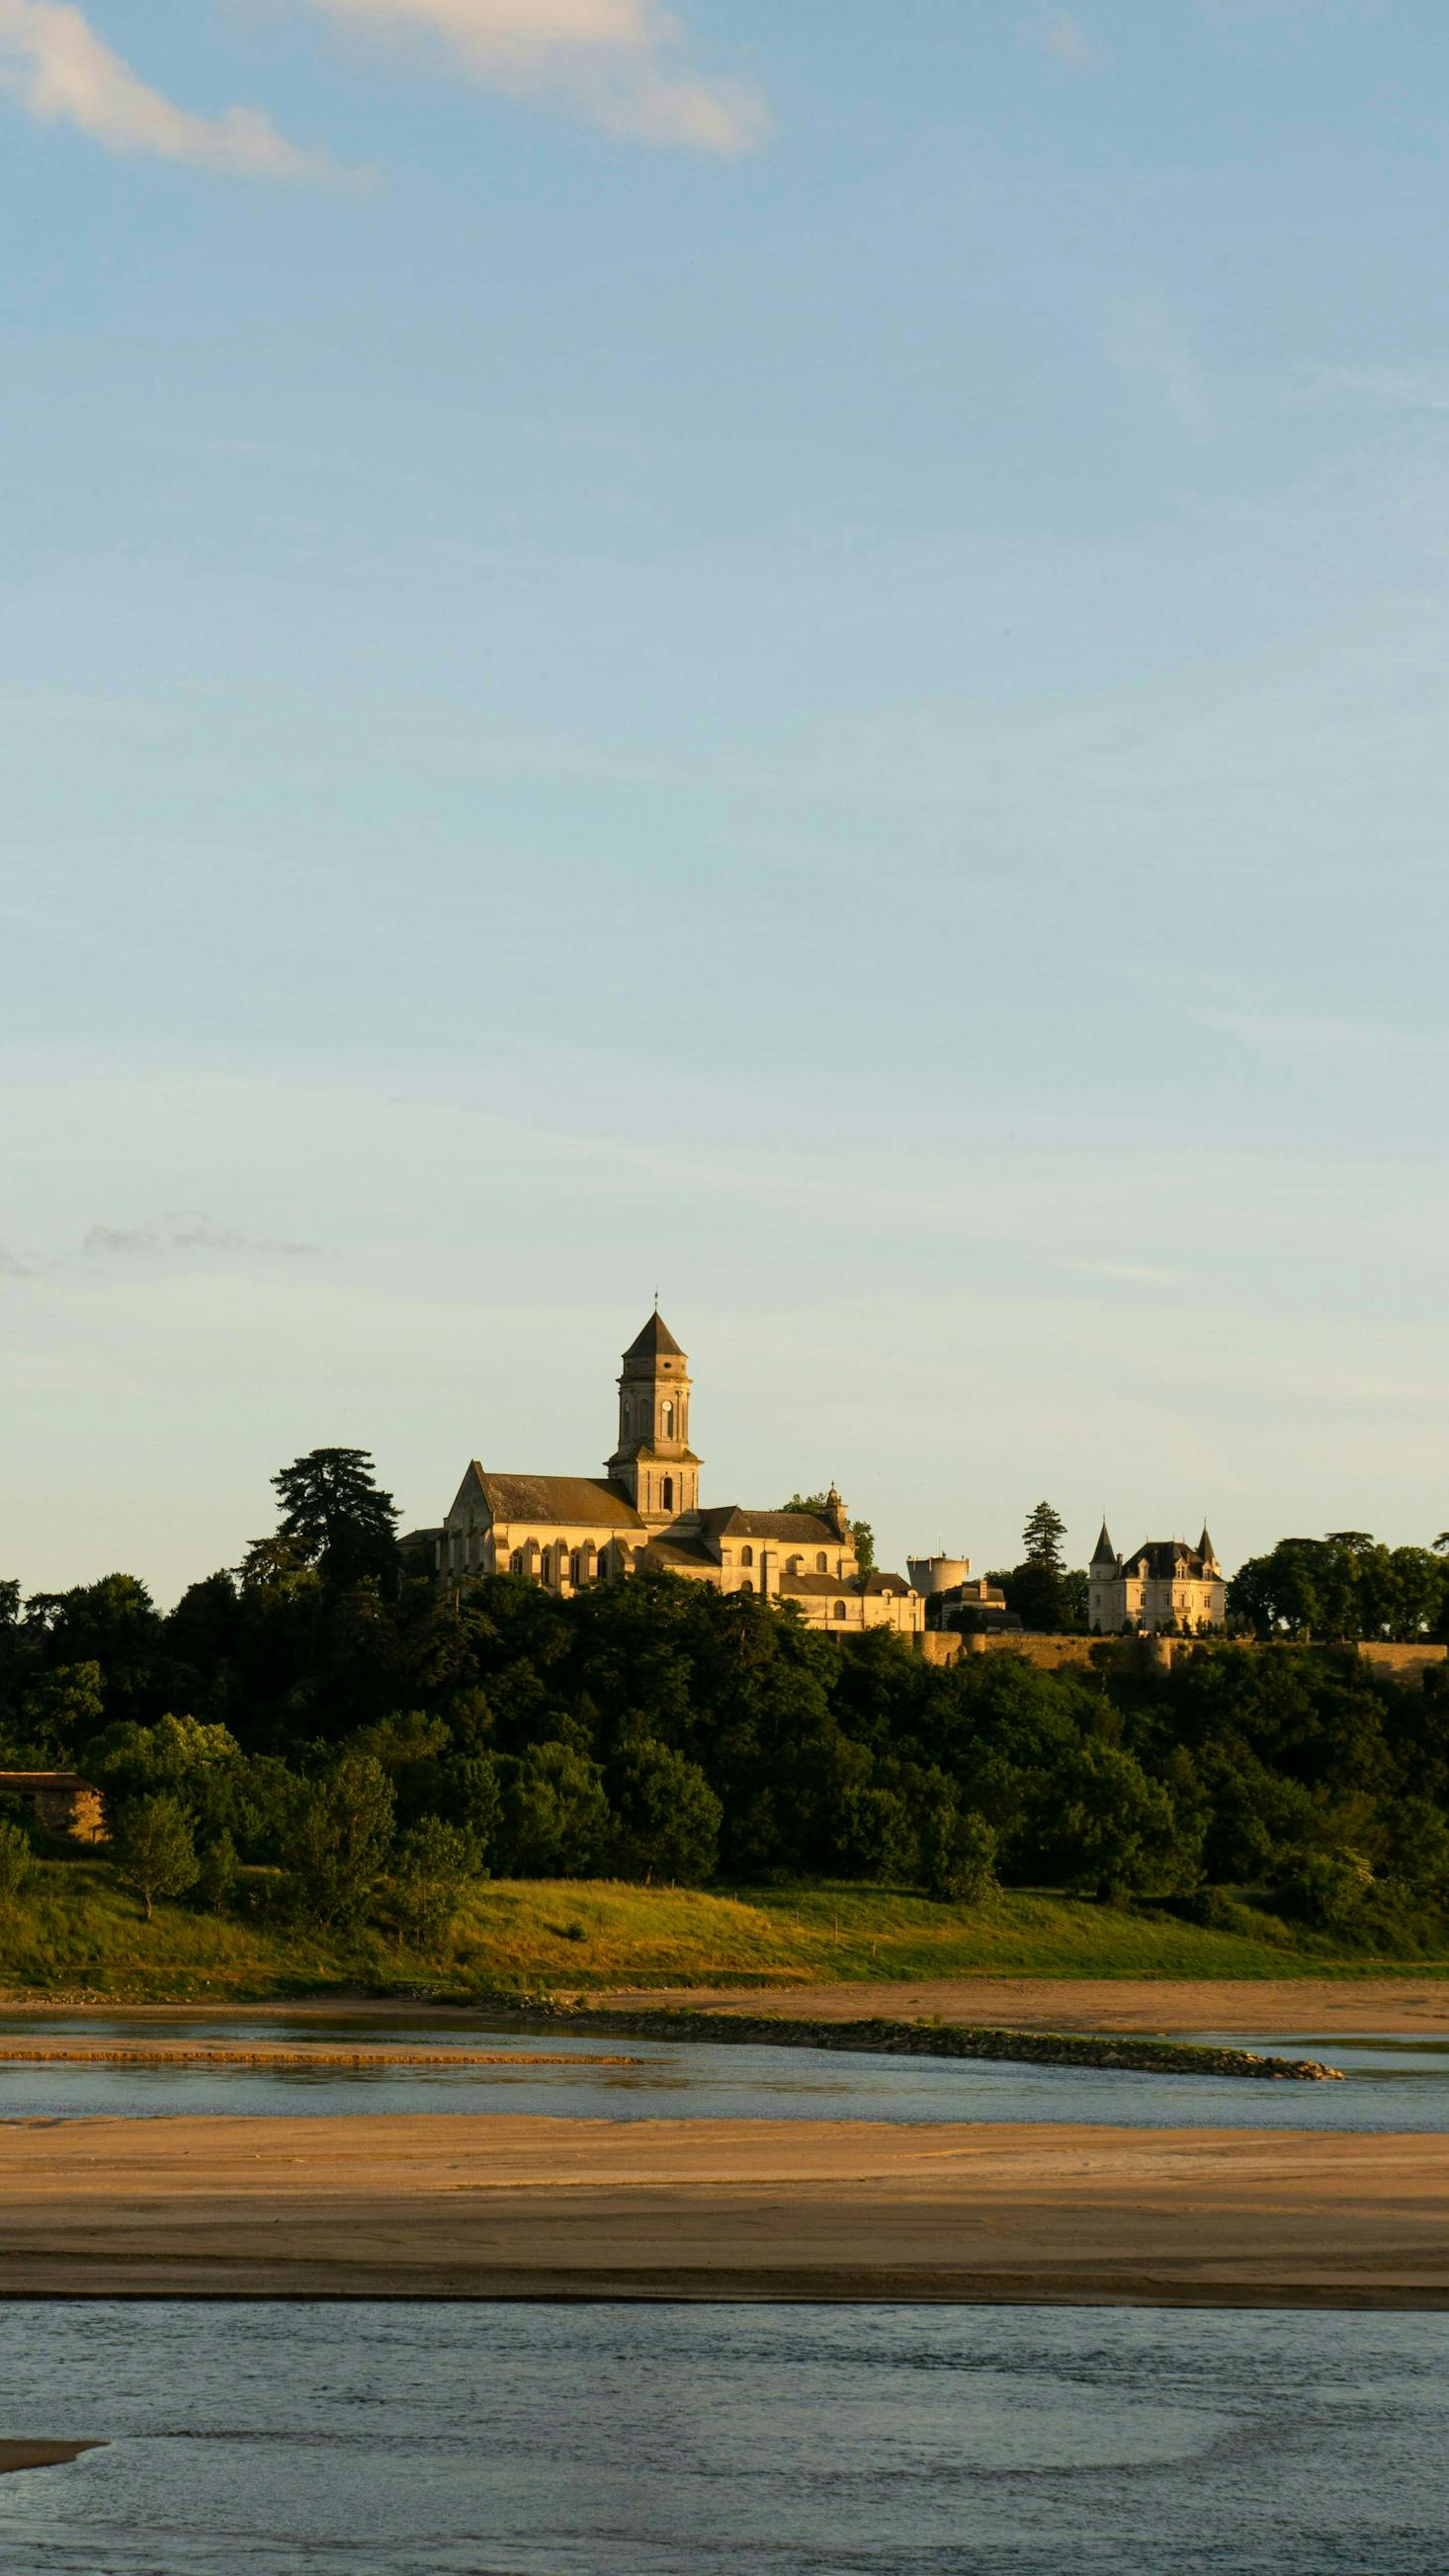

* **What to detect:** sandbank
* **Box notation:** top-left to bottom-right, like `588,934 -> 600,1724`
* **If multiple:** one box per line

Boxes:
0,2442 -> 103,2476
598,1976 -> 1449,2036
0,2112 -> 1445,2308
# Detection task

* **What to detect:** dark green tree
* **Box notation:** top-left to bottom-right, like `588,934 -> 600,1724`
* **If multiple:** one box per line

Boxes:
608,1736 -> 723,1883
257,1449 -> 399,1591
0,1818 -> 35,1912
285,1753 -> 395,1924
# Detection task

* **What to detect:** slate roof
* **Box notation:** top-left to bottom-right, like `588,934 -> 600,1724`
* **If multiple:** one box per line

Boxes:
467,1466 -> 644,1530
641,1537 -> 718,1574
780,1568 -> 913,1598
1091,1519 -> 1117,1566
699,1506 -> 838,1544
624,1312 -> 683,1360
1120,1539 -> 1214,1581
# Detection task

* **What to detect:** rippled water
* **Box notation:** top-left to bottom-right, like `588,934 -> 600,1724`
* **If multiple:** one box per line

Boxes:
0,2301 -> 1445,2574
3,2013 -> 1449,2129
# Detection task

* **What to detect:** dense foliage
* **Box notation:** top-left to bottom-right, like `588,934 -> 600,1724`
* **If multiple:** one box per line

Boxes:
3,1454 -> 1449,1951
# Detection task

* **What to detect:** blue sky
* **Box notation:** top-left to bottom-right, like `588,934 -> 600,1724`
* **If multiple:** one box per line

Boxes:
3,0 -> 1447,1604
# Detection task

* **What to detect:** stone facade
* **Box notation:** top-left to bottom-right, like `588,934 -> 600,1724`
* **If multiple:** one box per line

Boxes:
428,1313 -> 924,1638
0,1771 -> 106,1843
1089,1521 -> 1227,1634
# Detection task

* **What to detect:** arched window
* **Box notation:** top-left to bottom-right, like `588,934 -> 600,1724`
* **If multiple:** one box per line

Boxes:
569,1551 -> 580,1585
833,1600 -> 848,1620
816,1551 -> 827,1573
663,1400 -> 675,1439
741,1545 -> 753,1567
787,1555 -> 802,1575
510,1550 -> 523,1575
662,1475 -> 674,1513
740,1577 -> 754,1594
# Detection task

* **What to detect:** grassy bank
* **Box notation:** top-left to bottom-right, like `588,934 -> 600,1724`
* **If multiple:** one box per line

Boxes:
0,1863 -> 1445,2004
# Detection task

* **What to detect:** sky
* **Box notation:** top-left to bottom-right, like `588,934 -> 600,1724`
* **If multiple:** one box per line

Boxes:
3,0 -> 1448,1606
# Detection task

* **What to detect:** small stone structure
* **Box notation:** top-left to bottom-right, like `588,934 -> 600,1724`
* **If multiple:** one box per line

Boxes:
0,1771 -> 106,1843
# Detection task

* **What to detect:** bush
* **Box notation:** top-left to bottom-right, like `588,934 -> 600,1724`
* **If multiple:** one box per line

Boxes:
192,1828 -> 240,1914
920,1806 -> 997,1904
0,1819 -> 35,1911
391,1816 -> 477,1946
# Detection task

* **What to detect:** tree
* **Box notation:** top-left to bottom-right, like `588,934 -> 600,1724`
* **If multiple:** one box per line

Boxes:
609,1736 -> 723,1883
498,1743 -> 611,1877
285,1753 -> 395,1925
111,1794 -> 200,1922
995,1503 -> 1080,1634
782,1494 -> 876,1576
258,1449 -> 399,1591
1022,1502 -> 1067,1573
391,1816 -> 478,1946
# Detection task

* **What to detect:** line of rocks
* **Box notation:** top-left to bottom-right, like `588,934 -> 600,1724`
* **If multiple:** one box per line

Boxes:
470,1995 -> 1344,2082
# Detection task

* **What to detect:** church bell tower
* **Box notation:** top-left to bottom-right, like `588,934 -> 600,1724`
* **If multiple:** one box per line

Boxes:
607,1311 -> 701,1530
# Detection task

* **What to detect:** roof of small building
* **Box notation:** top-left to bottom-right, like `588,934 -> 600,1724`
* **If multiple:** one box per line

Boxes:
699,1506 -> 839,1544
0,1771 -> 95,1792
467,1467 -> 645,1530
623,1311 -> 683,1360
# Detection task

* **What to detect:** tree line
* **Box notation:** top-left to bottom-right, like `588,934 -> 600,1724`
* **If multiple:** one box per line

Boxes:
1,1451 -> 1447,1946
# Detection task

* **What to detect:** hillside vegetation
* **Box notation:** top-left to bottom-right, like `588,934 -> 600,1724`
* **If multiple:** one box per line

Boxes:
0,1864 -> 1442,2006
6,1462 -> 1449,2001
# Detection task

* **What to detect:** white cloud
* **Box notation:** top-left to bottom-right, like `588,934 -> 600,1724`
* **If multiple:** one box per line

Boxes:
0,0 -> 354,179
1041,10 -> 1093,70
302,0 -> 768,154
83,1212 -> 323,1261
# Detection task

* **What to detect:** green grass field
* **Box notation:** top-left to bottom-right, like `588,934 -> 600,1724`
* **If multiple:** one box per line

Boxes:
0,1862 -> 1443,2004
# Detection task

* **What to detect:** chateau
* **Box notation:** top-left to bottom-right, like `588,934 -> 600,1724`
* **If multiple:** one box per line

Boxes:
1089,1522 -> 1226,1635
433,1313 -> 925,1637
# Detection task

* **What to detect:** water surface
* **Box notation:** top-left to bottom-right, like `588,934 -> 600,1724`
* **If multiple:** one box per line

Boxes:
3,2012 -> 1449,2130
0,2300 -> 1444,2574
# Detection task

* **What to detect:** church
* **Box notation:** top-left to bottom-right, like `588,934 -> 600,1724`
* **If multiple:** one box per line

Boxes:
430,1312 -> 924,1637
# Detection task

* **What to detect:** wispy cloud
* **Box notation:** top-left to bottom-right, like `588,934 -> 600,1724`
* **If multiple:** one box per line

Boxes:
83,1212 -> 323,1261
1040,10 -> 1094,70
301,0 -> 768,154
1108,298 -> 1213,437
0,0 -> 352,180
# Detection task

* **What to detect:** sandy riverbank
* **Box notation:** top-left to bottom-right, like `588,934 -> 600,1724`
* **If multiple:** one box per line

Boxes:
0,2112 -> 1445,2307
597,1976 -> 1449,2036
4,1974 -> 1447,2035
0,2443 -> 103,2477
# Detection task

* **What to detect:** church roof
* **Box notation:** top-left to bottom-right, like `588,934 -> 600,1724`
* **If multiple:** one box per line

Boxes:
624,1312 -> 683,1360
699,1506 -> 839,1544
780,1568 -> 912,1598
468,1467 -> 644,1530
